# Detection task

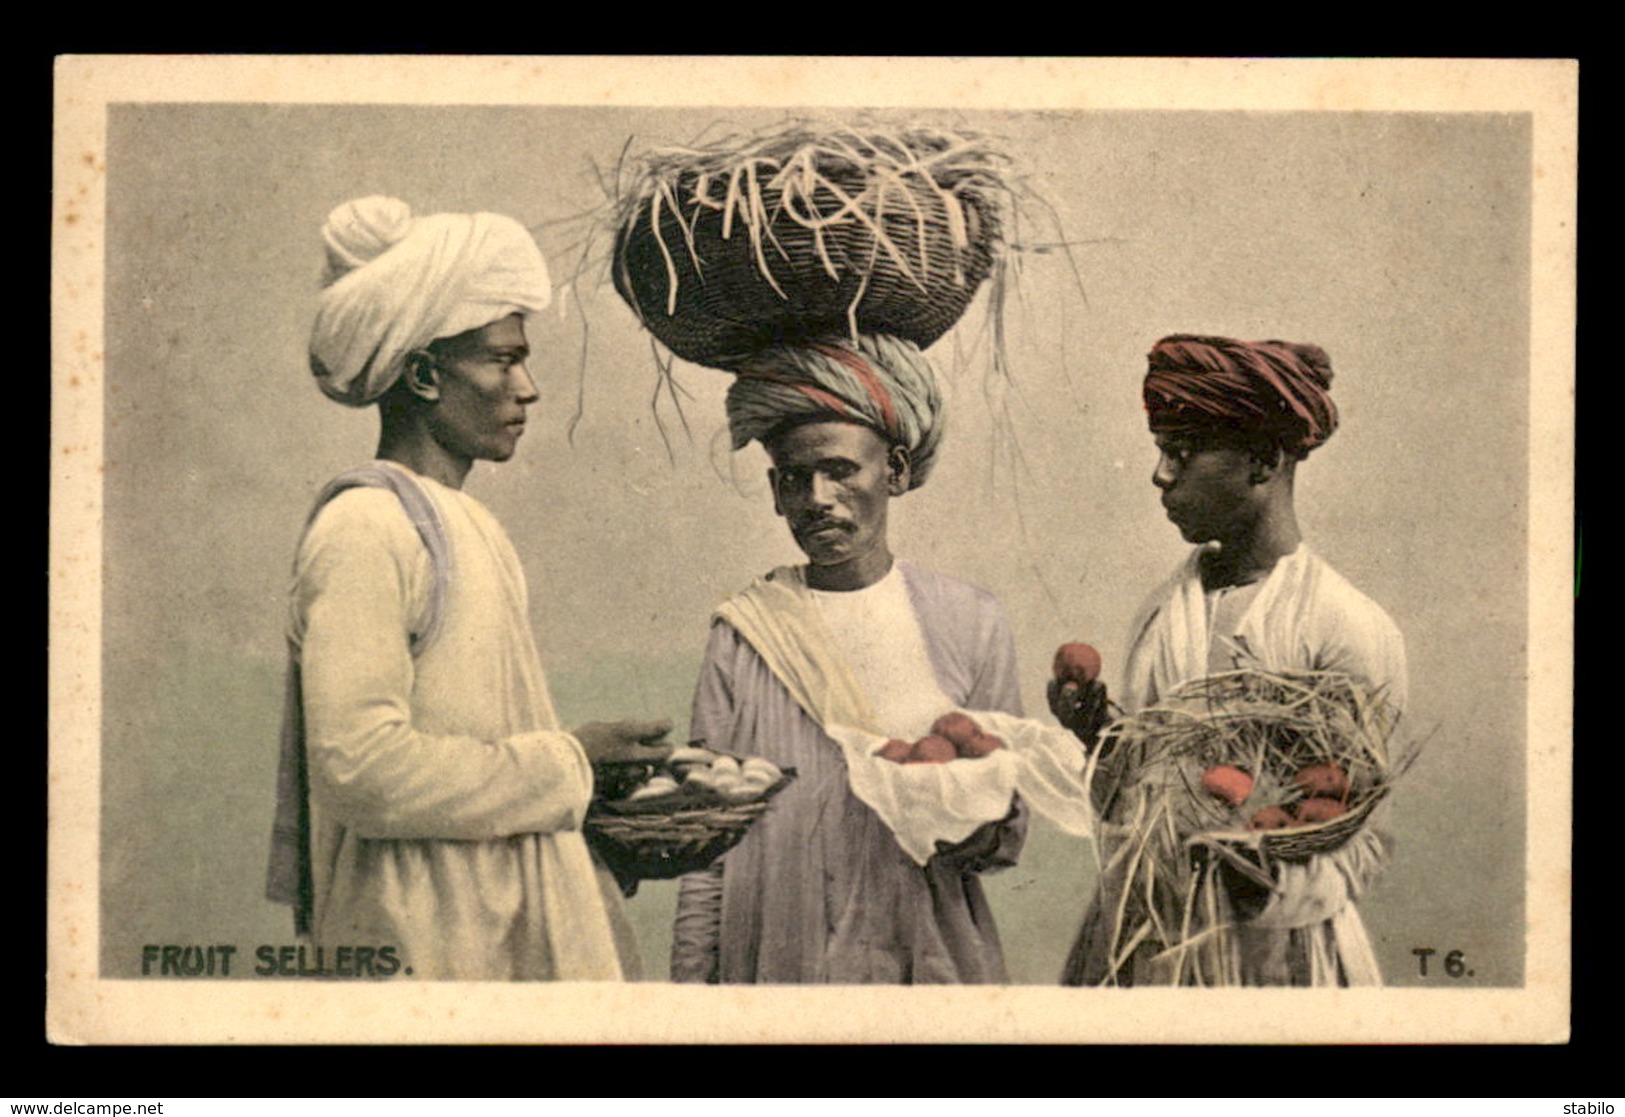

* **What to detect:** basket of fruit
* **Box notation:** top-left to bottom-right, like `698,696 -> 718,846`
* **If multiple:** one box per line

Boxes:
1083,668 -> 1411,985
584,745 -> 795,895
827,710 -> 1063,866
1094,668 -> 1404,864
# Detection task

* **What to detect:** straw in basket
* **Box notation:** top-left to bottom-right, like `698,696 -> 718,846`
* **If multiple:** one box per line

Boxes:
610,123 -> 1009,368
1084,668 -> 1410,985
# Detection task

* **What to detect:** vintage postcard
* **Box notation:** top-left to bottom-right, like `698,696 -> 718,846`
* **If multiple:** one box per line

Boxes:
50,56 -> 1575,1043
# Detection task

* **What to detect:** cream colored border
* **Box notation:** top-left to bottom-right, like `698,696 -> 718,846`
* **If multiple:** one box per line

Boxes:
49,55 -> 1576,1045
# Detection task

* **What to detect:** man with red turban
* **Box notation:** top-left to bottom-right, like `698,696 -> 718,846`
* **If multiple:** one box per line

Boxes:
1057,333 -> 1408,987
670,331 -> 1028,984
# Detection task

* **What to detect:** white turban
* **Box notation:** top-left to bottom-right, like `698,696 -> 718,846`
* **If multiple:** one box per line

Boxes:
309,196 -> 552,406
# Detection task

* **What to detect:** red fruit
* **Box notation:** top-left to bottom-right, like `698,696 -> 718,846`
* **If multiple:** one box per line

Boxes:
1296,797 -> 1349,824
877,738 -> 913,763
1293,762 -> 1350,802
1247,805 -> 1295,831
958,733 -> 1006,758
907,735 -> 958,765
1200,765 -> 1254,807
931,712 -> 983,749
1052,643 -> 1103,684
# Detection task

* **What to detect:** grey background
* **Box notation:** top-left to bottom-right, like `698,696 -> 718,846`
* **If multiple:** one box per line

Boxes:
99,105 -> 1530,985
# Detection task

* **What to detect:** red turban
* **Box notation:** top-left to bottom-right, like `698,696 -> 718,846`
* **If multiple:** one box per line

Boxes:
726,333 -> 944,490
1143,334 -> 1339,458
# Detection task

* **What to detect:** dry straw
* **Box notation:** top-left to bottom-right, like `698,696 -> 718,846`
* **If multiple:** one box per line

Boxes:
1087,668 -> 1413,986
608,120 -> 1016,369
538,116 -> 1087,476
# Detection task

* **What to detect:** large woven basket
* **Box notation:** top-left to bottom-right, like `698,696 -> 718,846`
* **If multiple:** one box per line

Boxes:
585,769 -> 796,896
611,127 -> 1004,368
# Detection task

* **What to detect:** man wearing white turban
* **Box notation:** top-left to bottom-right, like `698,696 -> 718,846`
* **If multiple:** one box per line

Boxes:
268,196 -> 670,981
309,195 -> 557,408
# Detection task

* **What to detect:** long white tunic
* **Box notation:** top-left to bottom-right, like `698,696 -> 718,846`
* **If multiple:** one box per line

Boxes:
1064,543 -> 1409,987
291,465 -> 630,980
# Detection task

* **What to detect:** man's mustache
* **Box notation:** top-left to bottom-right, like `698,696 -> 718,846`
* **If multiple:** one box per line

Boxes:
796,517 -> 854,534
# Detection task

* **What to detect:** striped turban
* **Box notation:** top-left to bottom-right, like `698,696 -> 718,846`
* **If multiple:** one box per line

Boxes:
1143,334 -> 1339,459
309,196 -> 552,406
724,333 -> 944,490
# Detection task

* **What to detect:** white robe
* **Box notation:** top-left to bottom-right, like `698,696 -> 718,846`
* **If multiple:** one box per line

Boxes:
1066,543 -> 1409,986
291,465 -> 631,980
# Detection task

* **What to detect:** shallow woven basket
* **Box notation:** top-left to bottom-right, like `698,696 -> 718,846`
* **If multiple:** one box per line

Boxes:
1245,789 -> 1388,861
585,769 -> 796,896
1096,670 -> 1400,864
611,135 -> 1002,368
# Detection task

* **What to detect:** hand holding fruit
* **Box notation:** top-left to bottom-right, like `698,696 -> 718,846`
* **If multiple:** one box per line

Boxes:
1048,642 -> 1111,747
573,718 -> 675,765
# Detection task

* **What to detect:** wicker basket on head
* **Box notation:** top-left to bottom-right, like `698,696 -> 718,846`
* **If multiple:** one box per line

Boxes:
610,124 -> 1007,369
584,767 -> 796,896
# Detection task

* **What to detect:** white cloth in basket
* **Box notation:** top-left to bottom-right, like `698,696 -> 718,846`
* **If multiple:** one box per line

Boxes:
713,562 -> 1092,865
826,709 -> 1095,865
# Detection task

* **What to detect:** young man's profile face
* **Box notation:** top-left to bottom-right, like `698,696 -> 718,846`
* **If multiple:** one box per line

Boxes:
423,313 -> 538,464
767,420 -> 907,586
1150,433 -> 1264,545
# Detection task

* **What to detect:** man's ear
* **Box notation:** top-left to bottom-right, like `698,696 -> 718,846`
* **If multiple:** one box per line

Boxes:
403,350 -> 442,403
768,468 -> 786,518
1248,446 -> 1284,485
886,446 -> 912,496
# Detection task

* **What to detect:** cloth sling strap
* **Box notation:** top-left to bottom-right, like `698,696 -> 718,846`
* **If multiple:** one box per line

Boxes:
264,463 -> 451,933
712,564 -> 880,734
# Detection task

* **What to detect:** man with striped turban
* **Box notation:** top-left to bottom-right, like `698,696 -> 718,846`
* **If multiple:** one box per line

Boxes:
1056,333 -> 1408,987
670,333 -> 1028,984
268,196 -> 670,981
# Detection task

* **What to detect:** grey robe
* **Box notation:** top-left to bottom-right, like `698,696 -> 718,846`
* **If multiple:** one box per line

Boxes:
671,560 -> 1027,984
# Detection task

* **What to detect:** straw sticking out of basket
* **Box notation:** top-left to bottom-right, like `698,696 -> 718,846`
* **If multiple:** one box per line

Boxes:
1086,668 -> 1414,986
609,121 -> 1013,368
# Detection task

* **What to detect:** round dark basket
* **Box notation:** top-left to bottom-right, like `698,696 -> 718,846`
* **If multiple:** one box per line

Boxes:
1190,787 -> 1390,865
612,172 -> 1000,368
584,769 -> 796,896
1255,789 -> 1388,861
